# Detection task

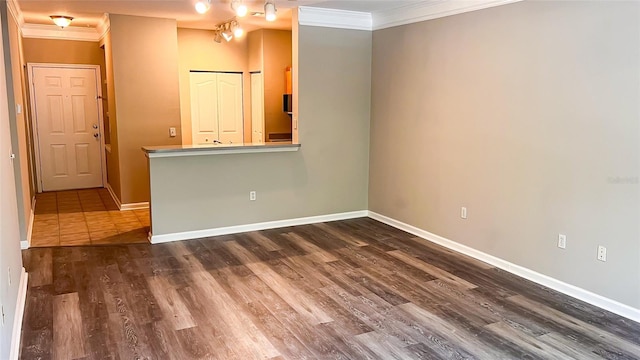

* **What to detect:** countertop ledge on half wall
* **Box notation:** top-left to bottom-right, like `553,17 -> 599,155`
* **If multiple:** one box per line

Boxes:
142,142 -> 301,158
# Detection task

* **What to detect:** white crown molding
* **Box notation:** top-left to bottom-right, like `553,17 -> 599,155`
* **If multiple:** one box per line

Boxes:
21,23 -> 101,42
372,0 -> 524,30
298,6 -> 372,31
368,211 -> 640,323
96,13 -> 110,41
6,0 -> 24,27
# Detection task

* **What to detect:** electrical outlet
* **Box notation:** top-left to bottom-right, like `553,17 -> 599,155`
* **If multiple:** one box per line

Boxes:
597,246 -> 607,262
460,207 -> 467,219
557,234 -> 566,249
249,191 -> 256,201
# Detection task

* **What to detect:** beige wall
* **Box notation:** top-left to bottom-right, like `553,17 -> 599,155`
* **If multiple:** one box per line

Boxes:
2,5 -> 32,242
177,28 -> 251,144
248,30 -> 263,72
102,31 -> 121,198
369,1 -> 640,308
149,26 -> 371,235
263,30 -> 292,139
109,14 -> 181,204
0,5 -> 25,355
23,38 -> 104,66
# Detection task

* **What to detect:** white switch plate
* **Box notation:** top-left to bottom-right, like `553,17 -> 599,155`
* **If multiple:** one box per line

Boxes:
169,127 -> 177,137
460,207 -> 467,219
597,245 -> 607,262
15,104 -> 21,114
557,234 -> 566,249
249,191 -> 256,201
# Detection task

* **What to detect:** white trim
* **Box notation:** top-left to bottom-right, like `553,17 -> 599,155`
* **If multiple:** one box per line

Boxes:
121,202 -> 149,211
372,0 -> 523,30
105,183 -> 149,211
6,0 -> 24,28
298,6 -> 372,31
9,268 -> 28,360
96,14 -> 110,42
145,144 -> 300,158
21,196 -> 35,249
367,211 -> 640,323
105,182 -> 121,209
21,24 -> 100,42
27,63 -> 107,193
150,210 -> 368,244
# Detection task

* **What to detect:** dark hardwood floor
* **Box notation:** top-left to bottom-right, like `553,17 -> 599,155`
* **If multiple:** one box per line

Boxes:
19,218 -> 640,359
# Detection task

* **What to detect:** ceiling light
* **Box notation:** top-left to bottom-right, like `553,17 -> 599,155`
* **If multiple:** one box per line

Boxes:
222,29 -> 233,42
264,1 -> 276,22
231,0 -> 248,17
50,15 -> 73,28
232,22 -> 244,38
195,0 -> 211,14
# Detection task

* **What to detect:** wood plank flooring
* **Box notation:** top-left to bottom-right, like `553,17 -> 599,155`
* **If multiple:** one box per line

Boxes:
20,218 -> 640,359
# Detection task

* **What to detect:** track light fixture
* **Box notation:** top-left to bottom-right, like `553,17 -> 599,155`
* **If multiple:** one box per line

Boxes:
222,28 -> 233,42
50,15 -> 73,28
231,0 -> 248,17
195,0 -> 211,14
213,19 -> 243,43
232,21 -> 244,38
264,0 -> 277,22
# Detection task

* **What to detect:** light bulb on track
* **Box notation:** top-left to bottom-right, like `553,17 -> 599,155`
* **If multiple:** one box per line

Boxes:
195,0 -> 211,14
264,1 -> 276,22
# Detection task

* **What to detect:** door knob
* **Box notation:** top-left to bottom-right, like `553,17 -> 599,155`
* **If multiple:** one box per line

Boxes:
93,133 -> 99,138
92,124 -> 98,129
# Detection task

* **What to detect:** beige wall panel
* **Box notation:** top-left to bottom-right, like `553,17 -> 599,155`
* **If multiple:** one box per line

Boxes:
23,38 -> 104,66
369,1 -> 640,308
103,31 -> 121,200
6,10 -> 32,241
248,30 -> 263,72
263,30 -> 292,139
177,28 -> 251,144
110,15 -> 181,204
149,26 -> 371,235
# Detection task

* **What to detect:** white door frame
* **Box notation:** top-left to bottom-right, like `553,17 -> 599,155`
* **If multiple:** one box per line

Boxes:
27,63 -> 107,193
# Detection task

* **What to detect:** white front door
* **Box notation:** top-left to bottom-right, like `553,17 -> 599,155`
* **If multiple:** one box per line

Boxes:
190,72 -> 243,145
30,66 -> 104,191
251,73 -> 264,143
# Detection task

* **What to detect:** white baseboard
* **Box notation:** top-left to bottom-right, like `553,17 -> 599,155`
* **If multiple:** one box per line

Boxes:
21,197 -> 35,250
151,210 -> 369,244
367,211 -> 640,324
120,202 -> 149,211
105,183 -> 121,209
105,183 -> 149,211
10,267 -> 28,360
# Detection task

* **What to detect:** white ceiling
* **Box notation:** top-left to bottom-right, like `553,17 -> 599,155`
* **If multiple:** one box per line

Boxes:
16,0 -> 421,31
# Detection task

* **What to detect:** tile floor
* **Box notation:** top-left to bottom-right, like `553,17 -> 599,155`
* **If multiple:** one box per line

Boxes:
30,188 -> 150,247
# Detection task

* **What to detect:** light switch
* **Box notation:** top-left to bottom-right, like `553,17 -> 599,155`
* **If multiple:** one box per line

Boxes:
15,104 -> 22,114
169,127 -> 177,137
